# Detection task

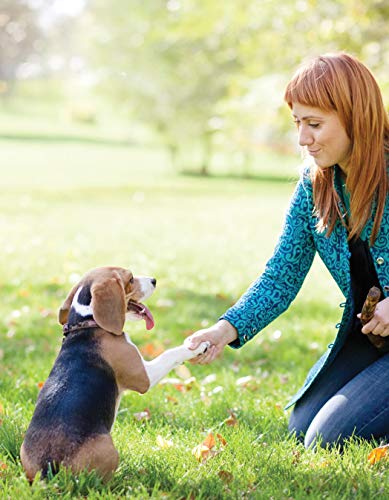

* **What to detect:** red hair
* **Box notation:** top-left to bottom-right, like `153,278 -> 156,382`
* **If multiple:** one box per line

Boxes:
284,52 -> 389,243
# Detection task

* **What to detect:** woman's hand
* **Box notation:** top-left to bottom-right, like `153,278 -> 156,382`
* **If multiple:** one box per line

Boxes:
186,319 -> 238,364
358,297 -> 389,337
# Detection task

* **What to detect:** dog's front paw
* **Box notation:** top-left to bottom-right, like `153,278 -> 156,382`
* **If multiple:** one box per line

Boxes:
184,340 -> 210,357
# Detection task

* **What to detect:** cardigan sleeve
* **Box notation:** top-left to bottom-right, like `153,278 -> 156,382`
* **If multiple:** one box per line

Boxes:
221,169 -> 317,348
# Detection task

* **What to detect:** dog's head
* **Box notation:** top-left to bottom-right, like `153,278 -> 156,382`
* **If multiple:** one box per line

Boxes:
58,267 -> 156,335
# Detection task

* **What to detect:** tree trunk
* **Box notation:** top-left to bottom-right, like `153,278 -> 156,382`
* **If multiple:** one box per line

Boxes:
168,142 -> 179,170
200,133 -> 212,176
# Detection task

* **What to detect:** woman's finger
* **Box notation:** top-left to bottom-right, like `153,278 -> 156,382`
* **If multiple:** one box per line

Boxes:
361,318 -> 379,334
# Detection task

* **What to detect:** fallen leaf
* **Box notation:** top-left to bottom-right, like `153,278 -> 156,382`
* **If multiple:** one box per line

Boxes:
0,462 -> 7,477
174,364 -> 192,380
218,470 -> 234,484
191,433 -> 227,463
37,381 -> 45,390
208,386 -> 223,396
134,408 -> 151,421
203,433 -> 216,449
184,377 -> 197,390
159,376 -> 196,393
368,445 -> 389,465
192,444 -> 210,462
174,383 -> 186,393
236,376 -> 254,387
165,395 -> 178,405
201,373 -> 217,385
160,377 -> 181,386
140,343 -> 164,358
216,433 -> 227,446
224,411 -> 238,427
156,435 -> 173,449
292,449 -> 301,465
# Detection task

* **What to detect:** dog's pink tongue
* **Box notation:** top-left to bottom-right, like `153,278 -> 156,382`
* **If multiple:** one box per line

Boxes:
142,305 -> 155,330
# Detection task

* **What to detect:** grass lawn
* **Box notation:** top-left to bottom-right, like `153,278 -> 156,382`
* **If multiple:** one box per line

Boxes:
0,136 -> 388,498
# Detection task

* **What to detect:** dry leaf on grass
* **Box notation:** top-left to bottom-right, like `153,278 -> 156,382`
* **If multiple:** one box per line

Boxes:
159,376 -> 197,393
156,435 -> 174,449
192,432 -> 227,463
165,395 -> 179,405
0,462 -> 7,477
368,444 -> 389,465
224,411 -> 238,427
140,343 -> 165,358
192,444 -> 211,462
218,470 -> 234,484
134,408 -> 151,421
174,364 -> 192,380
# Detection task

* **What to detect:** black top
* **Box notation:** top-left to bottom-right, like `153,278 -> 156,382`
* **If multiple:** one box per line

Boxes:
348,237 -> 383,335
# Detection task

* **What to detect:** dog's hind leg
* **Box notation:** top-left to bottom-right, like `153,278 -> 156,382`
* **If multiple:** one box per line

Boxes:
69,434 -> 119,481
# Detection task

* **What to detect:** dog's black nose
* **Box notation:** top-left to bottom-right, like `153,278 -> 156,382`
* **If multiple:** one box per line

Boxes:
151,278 -> 157,287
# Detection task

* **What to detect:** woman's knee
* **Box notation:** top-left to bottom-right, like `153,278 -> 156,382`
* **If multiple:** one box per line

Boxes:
288,406 -> 311,442
304,423 -> 345,449
303,395 -> 354,449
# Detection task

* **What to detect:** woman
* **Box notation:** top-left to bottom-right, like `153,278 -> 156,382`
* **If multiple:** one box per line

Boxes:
188,52 -> 389,448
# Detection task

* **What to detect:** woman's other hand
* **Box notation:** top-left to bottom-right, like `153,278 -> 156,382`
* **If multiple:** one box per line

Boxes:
358,296 -> 389,337
186,319 -> 238,364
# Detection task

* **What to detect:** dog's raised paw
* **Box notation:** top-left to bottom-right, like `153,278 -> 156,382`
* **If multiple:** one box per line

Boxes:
192,340 -> 211,356
183,338 -> 211,357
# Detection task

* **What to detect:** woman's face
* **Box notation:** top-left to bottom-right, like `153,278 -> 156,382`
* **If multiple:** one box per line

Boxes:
291,102 -> 351,173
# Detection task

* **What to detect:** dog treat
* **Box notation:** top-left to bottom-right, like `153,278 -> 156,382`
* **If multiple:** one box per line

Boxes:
360,286 -> 389,352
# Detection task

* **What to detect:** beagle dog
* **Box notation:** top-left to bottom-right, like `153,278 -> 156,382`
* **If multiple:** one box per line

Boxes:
20,267 -> 208,482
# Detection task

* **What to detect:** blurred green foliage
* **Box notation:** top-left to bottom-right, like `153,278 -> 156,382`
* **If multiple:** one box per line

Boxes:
1,0 -> 388,173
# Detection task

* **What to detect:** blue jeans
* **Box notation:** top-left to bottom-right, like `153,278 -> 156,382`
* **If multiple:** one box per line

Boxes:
289,332 -> 389,448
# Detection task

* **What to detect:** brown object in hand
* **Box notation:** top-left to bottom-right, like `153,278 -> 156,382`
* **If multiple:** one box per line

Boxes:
360,286 -> 389,352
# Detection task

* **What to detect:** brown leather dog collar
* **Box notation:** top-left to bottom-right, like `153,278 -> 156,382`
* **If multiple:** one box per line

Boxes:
63,319 -> 99,337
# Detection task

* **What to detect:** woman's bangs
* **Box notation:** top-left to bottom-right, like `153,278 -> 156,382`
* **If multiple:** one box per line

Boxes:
284,65 -> 335,111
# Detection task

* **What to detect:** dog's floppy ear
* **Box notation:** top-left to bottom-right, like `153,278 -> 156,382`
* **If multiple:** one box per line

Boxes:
91,272 -> 126,335
58,282 -> 80,325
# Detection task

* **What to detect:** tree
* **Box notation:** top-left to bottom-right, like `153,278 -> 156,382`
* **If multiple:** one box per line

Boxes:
86,0 -> 388,173
0,0 -> 45,95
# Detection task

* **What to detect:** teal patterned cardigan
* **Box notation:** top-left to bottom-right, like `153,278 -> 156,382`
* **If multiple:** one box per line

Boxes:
221,163 -> 389,409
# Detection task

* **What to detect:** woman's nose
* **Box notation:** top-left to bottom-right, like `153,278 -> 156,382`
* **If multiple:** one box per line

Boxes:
298,125 -> 314,147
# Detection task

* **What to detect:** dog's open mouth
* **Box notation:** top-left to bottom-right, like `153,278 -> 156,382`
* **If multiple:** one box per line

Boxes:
127,300 -> 155,330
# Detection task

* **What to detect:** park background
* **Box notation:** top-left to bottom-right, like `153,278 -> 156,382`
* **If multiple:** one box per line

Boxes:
0,0 -> 388,498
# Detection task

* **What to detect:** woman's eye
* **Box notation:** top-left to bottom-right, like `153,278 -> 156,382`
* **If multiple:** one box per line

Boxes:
309,123 -> 319,128
130,277 -> 134,284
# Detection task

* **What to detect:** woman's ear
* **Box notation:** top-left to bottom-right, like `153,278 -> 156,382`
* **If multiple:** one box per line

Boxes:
91,273 -> 126,335
58,282 -> 80,325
